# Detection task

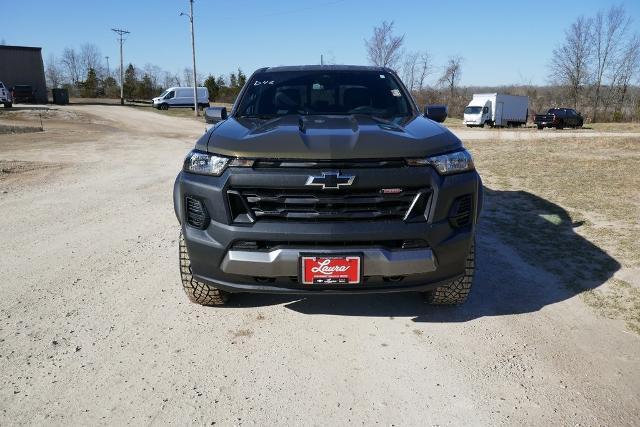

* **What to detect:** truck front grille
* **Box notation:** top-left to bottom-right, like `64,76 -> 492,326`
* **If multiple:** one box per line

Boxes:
229,188 -> 426,221
230,239 -> 429,251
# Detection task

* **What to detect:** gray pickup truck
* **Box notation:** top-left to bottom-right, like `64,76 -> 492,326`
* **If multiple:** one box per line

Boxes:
174,65 -> 482,306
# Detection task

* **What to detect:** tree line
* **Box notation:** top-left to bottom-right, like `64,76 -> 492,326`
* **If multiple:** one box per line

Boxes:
364,5 -> 639,122
549,5 -> 639,122
45,44 -> 247,103
45,5 -> 638,121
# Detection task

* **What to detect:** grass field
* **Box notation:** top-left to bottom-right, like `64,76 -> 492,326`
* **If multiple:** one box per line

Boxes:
445,117 -> 640,131
468,136 -> 640,332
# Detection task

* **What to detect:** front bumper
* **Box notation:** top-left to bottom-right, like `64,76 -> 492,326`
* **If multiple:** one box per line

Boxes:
536,121 -> 554,127
174,165 -> 482,294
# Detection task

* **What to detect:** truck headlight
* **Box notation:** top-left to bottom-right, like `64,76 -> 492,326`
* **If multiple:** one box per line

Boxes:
183,150 -> 254,176
183,150 -> 230,176
407,149 -> 475,175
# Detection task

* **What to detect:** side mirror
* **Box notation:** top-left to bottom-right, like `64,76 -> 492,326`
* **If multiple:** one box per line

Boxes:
204,106 -> 228,124
424,104 -> 448,123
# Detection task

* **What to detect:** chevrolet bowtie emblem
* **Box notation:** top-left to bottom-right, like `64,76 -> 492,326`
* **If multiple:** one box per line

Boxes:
305,172 -> 355,190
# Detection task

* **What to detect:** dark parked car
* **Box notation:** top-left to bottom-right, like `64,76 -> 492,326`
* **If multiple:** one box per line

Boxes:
534,108 -> 584,130
12,85 -> 36,103
174,65 -> 482,306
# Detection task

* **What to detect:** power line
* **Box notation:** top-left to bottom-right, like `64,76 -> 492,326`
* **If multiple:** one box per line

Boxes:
111,28 -> 130,106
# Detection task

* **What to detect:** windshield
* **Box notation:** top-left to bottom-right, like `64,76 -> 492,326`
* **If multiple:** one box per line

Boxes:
464,106 -> 482,114
159,90 -> 169,98
236,70 -> 412,118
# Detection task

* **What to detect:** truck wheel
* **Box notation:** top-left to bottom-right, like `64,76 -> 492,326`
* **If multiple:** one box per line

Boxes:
160,103 -> 169,110
425,240 -> 475,305
179,232 -> 229,306
537,125 -> 543,130
4,102 -> 12,108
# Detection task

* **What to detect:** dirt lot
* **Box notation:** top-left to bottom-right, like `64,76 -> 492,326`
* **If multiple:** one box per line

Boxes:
0,105 -> 639,425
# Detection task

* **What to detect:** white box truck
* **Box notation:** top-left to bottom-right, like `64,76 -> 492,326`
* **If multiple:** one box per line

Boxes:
152,87 -> 209,110
463,93 -> 528,128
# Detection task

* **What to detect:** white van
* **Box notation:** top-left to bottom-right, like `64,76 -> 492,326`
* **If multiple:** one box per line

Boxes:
463,93 -> 528,128
152,87 -> 209,110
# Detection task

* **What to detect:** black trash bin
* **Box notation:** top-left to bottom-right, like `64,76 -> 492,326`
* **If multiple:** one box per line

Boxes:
52,88 -> 69,105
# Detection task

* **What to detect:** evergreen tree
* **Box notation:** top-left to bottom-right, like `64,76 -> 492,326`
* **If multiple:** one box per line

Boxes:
82,68 -> 98,97
103,76 -> 120,98
237,68 -> 247,88
204,74 -> 220,101
123,63 -> 137,99
136,74 -> 153,99
229,72 -> 238,88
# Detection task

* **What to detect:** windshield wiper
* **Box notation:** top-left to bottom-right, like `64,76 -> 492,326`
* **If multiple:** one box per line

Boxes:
238,114 -> 277,120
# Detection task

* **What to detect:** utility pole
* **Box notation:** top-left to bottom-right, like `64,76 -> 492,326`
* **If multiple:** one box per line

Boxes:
111,28 -> 130,106
321,54 -> 324,65
181,0 -> 199,117
105,56 -> 110,77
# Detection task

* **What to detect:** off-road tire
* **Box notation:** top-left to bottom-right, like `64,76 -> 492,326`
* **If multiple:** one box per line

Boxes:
179,232 -> 229,306
425,241 -> 475,305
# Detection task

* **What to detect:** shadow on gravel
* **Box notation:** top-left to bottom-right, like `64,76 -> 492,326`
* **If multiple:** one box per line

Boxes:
0,106 -> 50,111
229,188 -> 620,322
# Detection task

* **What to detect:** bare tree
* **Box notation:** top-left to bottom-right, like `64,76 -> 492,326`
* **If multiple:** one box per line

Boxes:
183,67 -> 193,87
549,16 -> 593,109
416,52 -> 432,92
402,50 -> 432,93
364,21 -> 405,71
45,54 -> 63,88
163,71 -> 181,89
401,51 -> 419,91
60,47 -> 81,86
182,67 -> 204,87
610,34 -> 640,117
591,5 -> 631,122
79,43 -> 102,78
143,63 -> 163,91
439,56 -> 463,100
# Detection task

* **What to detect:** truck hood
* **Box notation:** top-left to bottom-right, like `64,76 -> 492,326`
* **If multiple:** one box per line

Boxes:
199,115 -> 462,159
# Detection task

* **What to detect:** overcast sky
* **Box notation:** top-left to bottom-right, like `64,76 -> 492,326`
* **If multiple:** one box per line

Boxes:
3,0 -> 639,86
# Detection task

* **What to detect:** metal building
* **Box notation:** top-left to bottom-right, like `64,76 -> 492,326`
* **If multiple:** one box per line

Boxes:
0,45 -> 48,103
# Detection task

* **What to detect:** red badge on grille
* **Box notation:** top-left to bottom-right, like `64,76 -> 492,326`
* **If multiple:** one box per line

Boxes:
300,255 -> 362,285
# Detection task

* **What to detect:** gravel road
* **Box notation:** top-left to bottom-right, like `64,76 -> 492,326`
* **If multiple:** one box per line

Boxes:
0,105 -> 638,425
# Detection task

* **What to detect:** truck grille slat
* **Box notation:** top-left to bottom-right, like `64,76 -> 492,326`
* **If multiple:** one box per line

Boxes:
231,188 -> 426,221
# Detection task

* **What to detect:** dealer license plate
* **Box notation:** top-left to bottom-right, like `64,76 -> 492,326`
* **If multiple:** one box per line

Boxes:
300,255 -> 362,285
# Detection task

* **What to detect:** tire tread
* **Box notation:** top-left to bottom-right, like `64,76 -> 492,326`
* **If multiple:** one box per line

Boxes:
426,241 -> 475,305
179,232 -> 228,306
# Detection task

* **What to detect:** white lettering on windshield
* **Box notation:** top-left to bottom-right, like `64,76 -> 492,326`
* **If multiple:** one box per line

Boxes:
253,80 -> 275,86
